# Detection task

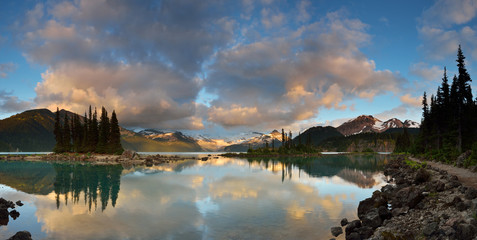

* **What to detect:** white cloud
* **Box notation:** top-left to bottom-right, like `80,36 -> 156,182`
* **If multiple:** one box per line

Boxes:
418,0 -> 477,60
409,62 -> 442,81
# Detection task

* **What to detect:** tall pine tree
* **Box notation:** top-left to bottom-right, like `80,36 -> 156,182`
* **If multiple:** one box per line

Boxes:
53,108 -> 63,153
96,107 -> 110,153
108,110 -> 123,154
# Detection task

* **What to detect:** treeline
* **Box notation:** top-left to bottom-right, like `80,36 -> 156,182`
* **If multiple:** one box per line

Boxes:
414,45 -> 477,165
54,106 -> 124,154
247,128 -> 320,155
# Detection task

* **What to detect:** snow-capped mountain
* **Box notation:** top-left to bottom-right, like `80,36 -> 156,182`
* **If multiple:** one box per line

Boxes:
336,115 -> 420,136
137,129 -> 197,143
223,130 -> 283,152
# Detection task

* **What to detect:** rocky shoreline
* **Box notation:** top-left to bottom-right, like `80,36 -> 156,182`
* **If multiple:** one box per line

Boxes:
1,197 -> 31,240
331,156 -> 477,240
0,150 -> 211,166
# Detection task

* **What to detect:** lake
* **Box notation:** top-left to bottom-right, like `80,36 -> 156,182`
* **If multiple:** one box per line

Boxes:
0,154 -> 389,240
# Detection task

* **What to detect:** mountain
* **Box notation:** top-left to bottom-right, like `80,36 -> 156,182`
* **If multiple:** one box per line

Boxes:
223,130 -> 283,152
0,109 -> 204,152
293,126 -> 343,146
336,115 -> 419,136
0,108 -> 79,152
121,128 -> 203,152
195,136 -> 238,152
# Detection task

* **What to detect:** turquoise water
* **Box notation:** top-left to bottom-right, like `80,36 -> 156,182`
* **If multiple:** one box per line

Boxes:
0,154 -> 389,240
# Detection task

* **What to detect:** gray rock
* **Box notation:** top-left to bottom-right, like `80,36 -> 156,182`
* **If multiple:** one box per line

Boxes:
357,197 -> 375,219
395,186 -> 424,209
346,232 -> 361,240
362,208 -> 382,229
465,188 -> 477,199
423,222 -> 438,236
435,180 -> 445,192
456,223 -> 477,239
121,150 -> 138,160
345,220 -> 361,235
7,231 -> 32,240
456,150 -> 471,167
441,225 -> 455,236
456,201 -> 468,211
378,205 -> 392,220
414,168 -> 430,184
330,226 -> 343,237
341,218 -> 349,226
391,206 -> 409,217
357,226 -> 374,239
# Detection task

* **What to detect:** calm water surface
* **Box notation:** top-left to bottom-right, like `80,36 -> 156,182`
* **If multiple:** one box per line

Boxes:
0,154 -> 389,240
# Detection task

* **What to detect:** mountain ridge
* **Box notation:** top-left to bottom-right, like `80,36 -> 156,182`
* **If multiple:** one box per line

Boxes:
0,109 -> 420,152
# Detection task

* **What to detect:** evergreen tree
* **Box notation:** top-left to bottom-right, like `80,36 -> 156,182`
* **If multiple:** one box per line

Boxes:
282,128 -> 285,146
63,114 -> 72,152
91,108 -> 99,151
81,112 -> 88,152
108,110 -> 123,154
53,107 -> 64,153
97,107 -> 110,153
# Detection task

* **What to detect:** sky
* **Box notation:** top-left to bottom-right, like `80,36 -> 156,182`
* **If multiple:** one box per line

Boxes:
1,0 -> 477,138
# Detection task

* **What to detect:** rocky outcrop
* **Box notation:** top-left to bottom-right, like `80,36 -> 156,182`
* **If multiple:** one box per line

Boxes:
332,156 -> 477,239
0,197 -> 24,232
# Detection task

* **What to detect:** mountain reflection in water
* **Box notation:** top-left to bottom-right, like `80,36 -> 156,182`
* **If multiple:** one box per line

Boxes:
246,154 -> 388,188
0,154 -> 388,240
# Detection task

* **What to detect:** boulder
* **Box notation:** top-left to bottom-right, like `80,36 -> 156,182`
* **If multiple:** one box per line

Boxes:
121,150 -> 138,160
145,159 -> 153,167
0,198 -> 15,209
378,205 -> 392,220
391,206 -> 408,217
414,168 -> 430,184
9,210 -> 20,220
456,150 -> 472,167
0,208 -> 9,225
395,186 -> 424,209
456,223 -> 477,239
357,197 -> 375,218
465,188 -> 477,200
7,231 -> 32,240
361,208 -> 382,229
330,226 -> 343,237
346,232 -> 361,240
340,218 -> 349,226
422,222 -> 438,236
15,201 -> 23,207
345,220 -> 361,236
357,226 -> 374,239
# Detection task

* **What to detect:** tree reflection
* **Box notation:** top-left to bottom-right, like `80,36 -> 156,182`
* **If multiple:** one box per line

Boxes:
247,154 -> 389,188
53,164 -> 122,211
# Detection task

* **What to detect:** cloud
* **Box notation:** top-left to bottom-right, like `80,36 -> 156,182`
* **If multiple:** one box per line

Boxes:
375,104 -> 421,122
205,12 -> 406,129
17,0 -> 238,129
418,0 -> 477,60
34,62 -> 202,129
0,63 -> 16,78
400,94 -> 422,107
421,0 -> 477,28
0,90 -> 32,113
16,1 -> 407,131
409,62 -> 442,81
